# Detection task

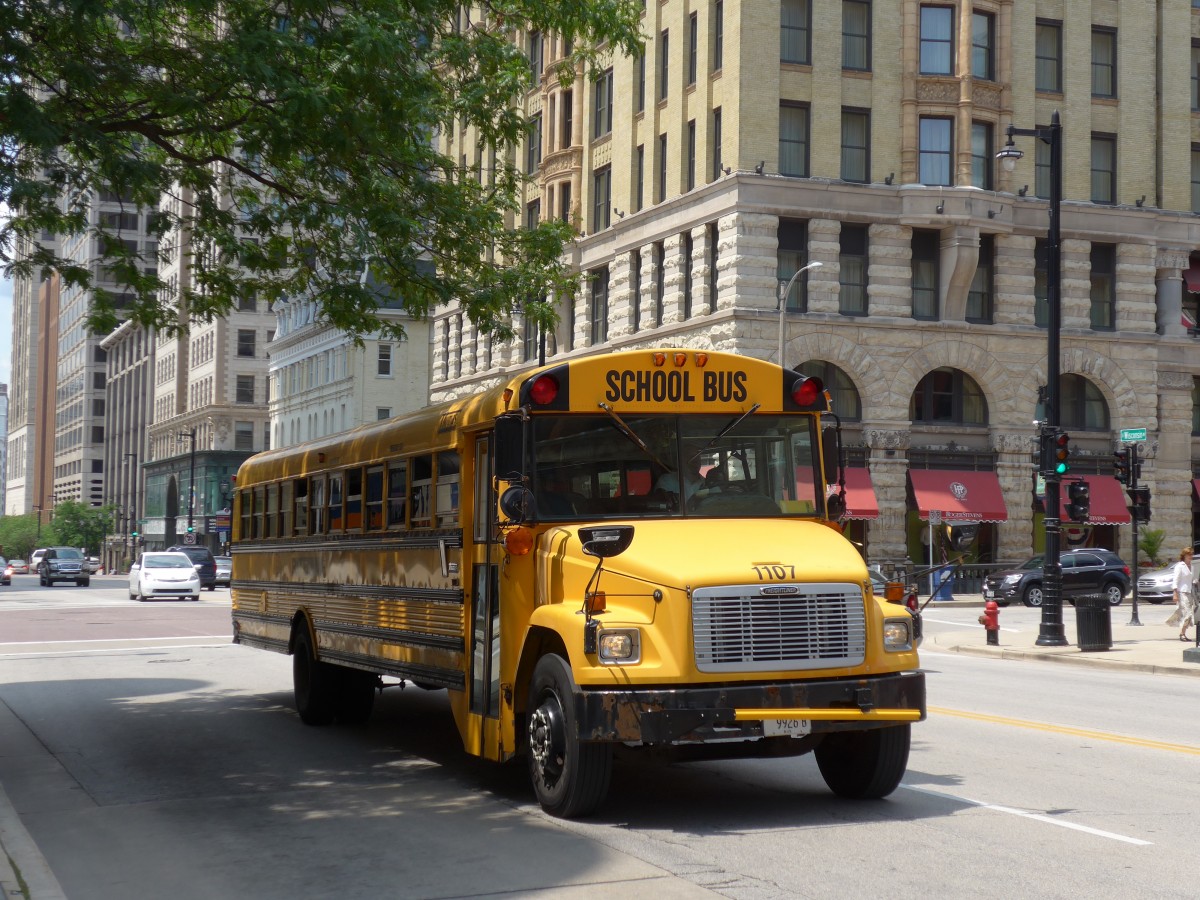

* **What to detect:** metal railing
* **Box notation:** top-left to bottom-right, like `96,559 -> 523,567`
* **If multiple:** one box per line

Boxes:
872,560 -> 1018,597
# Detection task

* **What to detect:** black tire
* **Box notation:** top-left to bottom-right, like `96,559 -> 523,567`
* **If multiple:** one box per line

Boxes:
335,668 -> 377,725
130,591 -> 138,601
1023,584 -> 1044,607
526,654 -> 612,818
190,594 -> 200,602
293,626 -> 336,726
1103,582 -> 1124,606
77,578 -> 89,587
815,724 -> 911,799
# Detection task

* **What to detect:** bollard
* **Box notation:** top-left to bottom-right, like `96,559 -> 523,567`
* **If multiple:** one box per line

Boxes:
979,599 -> 1000,645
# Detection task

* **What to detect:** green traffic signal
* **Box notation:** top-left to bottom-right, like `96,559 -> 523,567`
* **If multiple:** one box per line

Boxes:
1053,431 -> 1071,474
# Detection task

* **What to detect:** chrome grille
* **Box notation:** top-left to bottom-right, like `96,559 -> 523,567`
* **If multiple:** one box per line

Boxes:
692,583 -> 867,672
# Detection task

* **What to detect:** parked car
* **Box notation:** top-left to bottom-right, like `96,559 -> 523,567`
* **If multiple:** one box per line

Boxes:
982,549 -> 1130,608
0,556 -> 9,586
87,557 -> 101,574
29,549 -> 47,572
129,552 -> 201,602
214,556 -> 232,588
1135,564 -> 1179,604
38,547 -> 90,587
165,545 -> 217,590
7,560 -> 29,575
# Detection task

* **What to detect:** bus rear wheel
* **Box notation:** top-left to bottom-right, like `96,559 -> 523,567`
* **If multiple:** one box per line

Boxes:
293,626 -> 336,726
814,724 -> 911,799
335,668 -> 377,725
526,654 -> 612,818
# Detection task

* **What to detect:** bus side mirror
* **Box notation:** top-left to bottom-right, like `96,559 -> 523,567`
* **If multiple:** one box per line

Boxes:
579,526 -> 634,558
494,415 -> 526,482
821,426 -> 845,520
826,492 -> 846,521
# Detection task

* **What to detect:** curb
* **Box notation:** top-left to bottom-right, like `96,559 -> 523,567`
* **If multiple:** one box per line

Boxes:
0,782 -> 66,900
938,640 -> 1200,677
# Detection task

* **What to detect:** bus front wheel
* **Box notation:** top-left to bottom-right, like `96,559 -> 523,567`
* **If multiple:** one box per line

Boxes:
814,724 -> 911,799
526,655 -> 612,818
293,626 -> 336,726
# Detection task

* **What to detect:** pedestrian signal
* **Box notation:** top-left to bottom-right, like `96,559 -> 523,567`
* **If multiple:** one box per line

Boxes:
1065,480 -> 1090,523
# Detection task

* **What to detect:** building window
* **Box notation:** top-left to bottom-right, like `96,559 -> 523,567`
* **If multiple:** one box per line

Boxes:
377,343 -> 393,376
918,117 -> 952,185
590,266 -> 609,345
235,421 -> 254,451
712,107 -> 723,180
238,294 -> 257,312
593,68 -> 613,138
713,0 -> 724,71
1193,43 -> 1200,111
1091,134 -> 1116,204
658,133 -> 668,202
236,374 -> 255,403
687,12 -> 698,85
558,181 -> 571,223
841,109 -> 869,183
1092,28 -> 1116,98
1090,244 -> 1116,331
561,89 -> 573,146
796,361 -> 862,420
377,408 -> 392,421
522,302 -> 541,362
635,144 -> 645,211
780,103 -> 810,177
839,225 -> 868,316
528,30 -> 543,82
1036,21 -> 1062,93
526,113 -> 542,173
912,229 -> 939,320
525,198 -> 540,231
967,235 -> 993,323
911,368 -> 987,425
635,53 -> 646,114
971,12 -> 994,80
1192,146 -> 1200,213
592,165 -> 611,232
1034,239 -> 1049,328
658,30 -> 669,101
919,5 -> 953,75
970,121 -> 992,190
781,0 -> 811,65
1060,374 -> 1109,430
686,119 -> 696,191
777,220 -> 809,313
843,1 -> 870,71
707,221 -> 719,312
237,329 -> 256,357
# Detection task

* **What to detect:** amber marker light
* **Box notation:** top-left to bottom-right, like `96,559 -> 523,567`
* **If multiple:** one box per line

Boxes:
504,526 -> 534,556
673,352 -> 687,367
695,353 -> 708,367
652,352 -> 666,366
586,591 -> 607,613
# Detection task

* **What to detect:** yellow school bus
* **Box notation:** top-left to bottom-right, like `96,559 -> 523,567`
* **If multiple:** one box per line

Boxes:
231,349 -> 924,817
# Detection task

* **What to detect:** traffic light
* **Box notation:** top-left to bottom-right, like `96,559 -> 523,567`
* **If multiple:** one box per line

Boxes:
1129,487 -> 1151,522
1053,431 -> 1071,475
186,525 -> 195,533
1113,448 -> 1131,484
1065,480 -> 1091,523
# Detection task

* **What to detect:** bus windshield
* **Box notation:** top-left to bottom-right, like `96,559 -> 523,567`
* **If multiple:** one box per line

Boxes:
530,413 -> 822,520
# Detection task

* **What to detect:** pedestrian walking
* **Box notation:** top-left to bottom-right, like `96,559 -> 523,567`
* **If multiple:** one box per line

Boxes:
1173,547 -> 1195,642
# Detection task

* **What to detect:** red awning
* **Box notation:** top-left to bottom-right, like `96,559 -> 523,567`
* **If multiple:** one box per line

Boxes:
1057,475 -> 1131,525
909,470 -> 1008,523
838,467 -> 879,520
1193,479 -> 1200,500
1185,265 -> 1200,293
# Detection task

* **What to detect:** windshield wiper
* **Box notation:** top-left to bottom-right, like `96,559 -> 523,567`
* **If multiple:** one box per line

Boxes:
598,402 -> 672,471
689,403 -> 761,462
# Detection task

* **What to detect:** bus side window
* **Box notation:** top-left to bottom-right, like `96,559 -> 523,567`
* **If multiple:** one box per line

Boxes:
366,466 -> 384,530
239,490 -> 251,541
329,473 -> 344,532
346,468 -> 363,531
294,478 -> 308,535
265,483 -> 279,539
252,486 -> 265,539
280,481 -> 293,537
387,461 -> 408,528
410,455 -> 432,528
436,451 -> 459,527
311,476 -> 327,534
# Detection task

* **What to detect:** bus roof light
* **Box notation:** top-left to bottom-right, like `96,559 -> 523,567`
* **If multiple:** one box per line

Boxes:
673,352 -> 687,367
529,374 -> 559,406
652,352 -> 666,366
791,376 -> 824,407
695,353 -> 708,367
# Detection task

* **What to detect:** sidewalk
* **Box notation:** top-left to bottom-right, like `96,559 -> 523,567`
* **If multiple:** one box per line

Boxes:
922,593 -> 1200,677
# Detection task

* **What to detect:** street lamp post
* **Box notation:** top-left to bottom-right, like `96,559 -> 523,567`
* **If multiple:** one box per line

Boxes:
178,428 -> 197,538
124,452 -> 138,565
778,261 -> 824,365
997,110 -> 1068,647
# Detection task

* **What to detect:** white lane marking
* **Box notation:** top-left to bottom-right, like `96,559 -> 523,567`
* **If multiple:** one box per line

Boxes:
0,642 -> 231,658
902,784 -> 1153,845
922,616 -> 1020,632
0,636 -> 230,645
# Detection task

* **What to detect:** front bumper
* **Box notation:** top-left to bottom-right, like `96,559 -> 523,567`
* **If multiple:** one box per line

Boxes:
982,582 -> 1020,603
574,670 -> 926,745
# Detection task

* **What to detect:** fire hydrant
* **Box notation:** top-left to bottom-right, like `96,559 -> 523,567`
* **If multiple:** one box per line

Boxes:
979,600 -> 1000,645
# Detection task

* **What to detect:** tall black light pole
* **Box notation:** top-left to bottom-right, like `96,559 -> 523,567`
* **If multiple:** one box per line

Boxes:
124,452 -> 138,563
997,110 -> 1068,647
178,428 -> 197,537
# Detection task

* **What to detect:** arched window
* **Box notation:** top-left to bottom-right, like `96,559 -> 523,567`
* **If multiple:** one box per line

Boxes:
795,360 -> 861,420
1059,374 -> 1108,431
909,367 -> 987,425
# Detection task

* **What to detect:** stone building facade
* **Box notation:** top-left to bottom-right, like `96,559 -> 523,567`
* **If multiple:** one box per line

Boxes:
431,1 -> 1200,568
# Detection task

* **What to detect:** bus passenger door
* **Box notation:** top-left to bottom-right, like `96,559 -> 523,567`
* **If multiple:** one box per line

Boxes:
469,434 -> 502,759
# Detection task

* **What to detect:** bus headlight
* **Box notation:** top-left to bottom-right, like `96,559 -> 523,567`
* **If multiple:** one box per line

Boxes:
597,629 -> 640,664
882,618 -> 913,652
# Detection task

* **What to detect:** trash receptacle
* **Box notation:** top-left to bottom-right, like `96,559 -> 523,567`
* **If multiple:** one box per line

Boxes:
1076,594 -> 1112,651
932,567 -> 954,601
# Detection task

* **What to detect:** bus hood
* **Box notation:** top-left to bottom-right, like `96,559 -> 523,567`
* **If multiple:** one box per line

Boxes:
540,518 -> 869,594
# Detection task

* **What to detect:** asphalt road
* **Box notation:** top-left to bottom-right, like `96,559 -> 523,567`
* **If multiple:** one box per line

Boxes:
2,579 -> 1198,899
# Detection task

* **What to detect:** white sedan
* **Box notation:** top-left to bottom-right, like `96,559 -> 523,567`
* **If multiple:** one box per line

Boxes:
129,552 -> 201,602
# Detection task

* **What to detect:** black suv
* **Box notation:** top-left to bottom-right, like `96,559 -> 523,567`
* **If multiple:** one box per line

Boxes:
166,545 -> 218,590
39,547 -> 90,587
983,549 -> 1130,608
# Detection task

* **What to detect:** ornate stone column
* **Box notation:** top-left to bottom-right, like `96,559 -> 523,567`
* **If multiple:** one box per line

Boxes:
1154,370 -> 1195,555
1155,249 -> 1188,337
863,425 -> 912,567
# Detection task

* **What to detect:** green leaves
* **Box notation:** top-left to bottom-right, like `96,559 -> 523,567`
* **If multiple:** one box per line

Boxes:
1,0 -> 645,340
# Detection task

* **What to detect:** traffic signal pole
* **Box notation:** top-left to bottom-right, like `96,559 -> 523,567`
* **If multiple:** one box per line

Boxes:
1128,445 -> 1142,626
